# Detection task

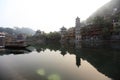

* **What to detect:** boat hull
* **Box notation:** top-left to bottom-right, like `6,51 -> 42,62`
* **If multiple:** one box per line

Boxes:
5,45 -> 29,49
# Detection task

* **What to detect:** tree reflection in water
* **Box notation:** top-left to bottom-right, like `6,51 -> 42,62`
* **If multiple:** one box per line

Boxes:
0,42 -> 120,80
32,42 -> 120,80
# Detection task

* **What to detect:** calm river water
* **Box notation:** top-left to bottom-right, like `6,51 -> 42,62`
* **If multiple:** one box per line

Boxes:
0,42 -> 120,80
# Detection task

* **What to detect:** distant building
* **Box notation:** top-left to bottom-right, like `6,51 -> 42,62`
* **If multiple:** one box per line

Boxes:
60,15 -> 120,42
60,17 -> 82,43
0,32 -> 5,47
5,33 -> 16,43
67,27 -> 75,43
16,34 -> 26,41
60,26 -> 67,42
111,19 -> 120,40
75,17 -> 81,42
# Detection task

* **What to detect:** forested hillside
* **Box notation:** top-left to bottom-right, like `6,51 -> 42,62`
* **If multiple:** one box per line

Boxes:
87,0 -> 120,22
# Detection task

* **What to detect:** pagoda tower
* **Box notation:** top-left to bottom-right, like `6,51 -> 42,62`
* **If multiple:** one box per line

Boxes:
75,17 -> 81,42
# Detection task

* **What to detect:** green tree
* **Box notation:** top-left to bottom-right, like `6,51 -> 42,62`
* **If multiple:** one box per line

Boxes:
92,16 -> 113,40
46,32 -> 61,42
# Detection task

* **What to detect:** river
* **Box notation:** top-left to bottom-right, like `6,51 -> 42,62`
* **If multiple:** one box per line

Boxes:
0,42 -> 120,80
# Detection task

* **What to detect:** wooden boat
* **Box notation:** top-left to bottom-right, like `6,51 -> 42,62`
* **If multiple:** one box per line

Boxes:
5,41 -> 29,49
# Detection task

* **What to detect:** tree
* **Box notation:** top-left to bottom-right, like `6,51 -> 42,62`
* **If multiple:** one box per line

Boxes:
46,32 -> 61,42
92,16 -> 112,39
92,16 -> 105,28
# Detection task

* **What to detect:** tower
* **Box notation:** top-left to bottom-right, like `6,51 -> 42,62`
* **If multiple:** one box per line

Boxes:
75,17 -> 81,42
60,26 -> 67,42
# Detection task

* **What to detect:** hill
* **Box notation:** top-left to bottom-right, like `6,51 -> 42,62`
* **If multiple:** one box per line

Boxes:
87,0 -> 120,22
0,27 -> 35,36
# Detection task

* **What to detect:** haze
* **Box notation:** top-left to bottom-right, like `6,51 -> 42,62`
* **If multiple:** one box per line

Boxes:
0,0 -> 111,32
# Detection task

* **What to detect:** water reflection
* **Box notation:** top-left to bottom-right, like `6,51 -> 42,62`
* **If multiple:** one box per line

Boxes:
0,42 -> 120,80
32,42 -> 120,80
0,48 -> 32,56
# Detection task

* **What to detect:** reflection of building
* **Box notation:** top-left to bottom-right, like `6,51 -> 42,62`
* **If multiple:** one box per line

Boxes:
75,49 -> 82,68
61,50 -> 67,56
30,41 -> 120,80
76,55 -> 81,67
75,42 -> 82,49
60,44 -> 67,56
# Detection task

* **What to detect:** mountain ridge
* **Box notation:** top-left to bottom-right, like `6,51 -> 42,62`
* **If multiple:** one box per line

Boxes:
87,0 -> 120,22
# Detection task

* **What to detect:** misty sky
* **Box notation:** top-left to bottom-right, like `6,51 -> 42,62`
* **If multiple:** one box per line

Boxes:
0,0 -> 111,32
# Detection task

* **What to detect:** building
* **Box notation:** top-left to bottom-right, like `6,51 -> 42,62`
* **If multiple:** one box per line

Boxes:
75,17 -> 81,42
111,20 -> 120,40
67,27 -> 75,43
60,26 -> 67,42
60,17 -> 81,43
16,34 -> 26,42
0,32 -> 5,47
81,25 -> 103,41
60,15 -> 120,42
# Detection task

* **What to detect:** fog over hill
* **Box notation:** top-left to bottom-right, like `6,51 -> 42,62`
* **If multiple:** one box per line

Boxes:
87,0 -> 120,22
0,27 -> 35,35
14,27 -> 35,35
